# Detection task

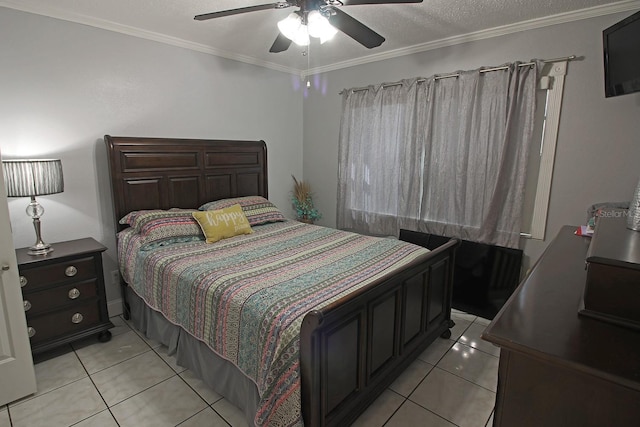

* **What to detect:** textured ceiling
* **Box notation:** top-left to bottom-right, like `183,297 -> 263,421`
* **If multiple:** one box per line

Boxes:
1,0 -> 638,74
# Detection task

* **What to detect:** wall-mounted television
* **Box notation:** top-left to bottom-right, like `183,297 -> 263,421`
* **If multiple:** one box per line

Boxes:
603,9 -> 640,97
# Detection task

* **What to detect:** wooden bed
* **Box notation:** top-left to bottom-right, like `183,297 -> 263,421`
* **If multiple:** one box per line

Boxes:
105,135 -> 458,427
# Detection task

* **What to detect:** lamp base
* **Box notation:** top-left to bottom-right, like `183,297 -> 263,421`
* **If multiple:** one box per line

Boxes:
27,199 -> 53,256
28,242 -> 53,256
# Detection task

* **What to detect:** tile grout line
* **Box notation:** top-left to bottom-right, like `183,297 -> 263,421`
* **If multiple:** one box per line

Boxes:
378,322 -> 477,427
111,315 -> 235,426
66,316 -> 174,426
7,348 -> 95,426
378,388 -> 463,427
71,342 -> 121,427
410,323 -> 470,392
71,327 -> 158,375
178,372 -> 239,427
118,314 -> 238,427
379,389 -> 408,427
451,340 -> 500,359
484,409 -> 495,427
5,405 -> 13,427
432,364 -> 498,394
433,342 -> 500,394
178,374 -> 225,408
406,366 -> 497,411
175,406 -> 231,427
390,323 -> 497,426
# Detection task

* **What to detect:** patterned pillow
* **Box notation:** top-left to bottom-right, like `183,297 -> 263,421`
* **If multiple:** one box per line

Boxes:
119,209 -> 203,245
192,205 -> 253,243
119,210 -> 145,227
199,196 -> 286,226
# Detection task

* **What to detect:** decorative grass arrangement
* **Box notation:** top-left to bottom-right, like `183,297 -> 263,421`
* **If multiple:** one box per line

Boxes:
291,175 -> 321,223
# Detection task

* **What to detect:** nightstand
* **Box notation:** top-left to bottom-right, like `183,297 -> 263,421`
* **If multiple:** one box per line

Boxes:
16,238 -> 114,354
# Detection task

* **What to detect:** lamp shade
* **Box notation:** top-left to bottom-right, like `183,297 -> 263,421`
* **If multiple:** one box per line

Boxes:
2,159 -> 64,197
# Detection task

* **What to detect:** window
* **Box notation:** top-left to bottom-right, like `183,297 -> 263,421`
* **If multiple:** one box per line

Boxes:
338,63 -> 539,248
521,60 -> 569,240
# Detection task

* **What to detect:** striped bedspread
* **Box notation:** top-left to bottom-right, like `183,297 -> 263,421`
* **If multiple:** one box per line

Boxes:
118,220 -> 429,426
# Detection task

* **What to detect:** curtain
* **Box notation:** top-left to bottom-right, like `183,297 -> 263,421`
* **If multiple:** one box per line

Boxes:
337,62 -> 539,248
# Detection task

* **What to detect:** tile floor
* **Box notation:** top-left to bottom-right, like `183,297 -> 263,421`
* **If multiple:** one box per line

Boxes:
0,310 -> 497,427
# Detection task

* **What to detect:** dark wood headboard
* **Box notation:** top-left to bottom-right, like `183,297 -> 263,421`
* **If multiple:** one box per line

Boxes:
104,136 -> 268,228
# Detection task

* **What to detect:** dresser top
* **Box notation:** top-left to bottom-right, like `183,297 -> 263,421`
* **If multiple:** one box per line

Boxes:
16,238 -> 106,266
482,226 -> 640,390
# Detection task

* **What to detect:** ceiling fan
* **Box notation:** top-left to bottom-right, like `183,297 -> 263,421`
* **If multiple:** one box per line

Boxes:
194,0 -> 424,53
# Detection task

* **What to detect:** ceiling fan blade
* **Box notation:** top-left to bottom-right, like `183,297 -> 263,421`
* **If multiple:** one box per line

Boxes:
269,33 -> 293,53
194,3 -> 291,21
340,0 -> 422,4
328,8 -> 385,49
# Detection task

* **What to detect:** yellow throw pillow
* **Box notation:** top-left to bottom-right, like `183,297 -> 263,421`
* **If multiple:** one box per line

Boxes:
192,204 -> 253,243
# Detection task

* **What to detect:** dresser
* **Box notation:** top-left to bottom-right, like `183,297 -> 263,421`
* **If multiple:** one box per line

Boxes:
482,225 -> 640,426
16,238 -> 113,354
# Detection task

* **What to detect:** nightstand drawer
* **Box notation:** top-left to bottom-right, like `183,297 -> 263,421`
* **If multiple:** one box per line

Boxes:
23,279 -> 98,316
27,301 -> 101,345
19,256 -> 97,291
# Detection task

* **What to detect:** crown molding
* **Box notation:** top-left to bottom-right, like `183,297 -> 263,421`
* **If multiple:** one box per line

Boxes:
304,0 -> 640,76
2,0 -> 639,76
0,0 -> 300,75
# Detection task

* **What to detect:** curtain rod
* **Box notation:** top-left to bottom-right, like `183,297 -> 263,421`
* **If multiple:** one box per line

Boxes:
340,55 -> 576,95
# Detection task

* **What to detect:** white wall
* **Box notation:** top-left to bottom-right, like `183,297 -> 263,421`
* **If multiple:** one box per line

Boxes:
0,7 -> 304,310
303,12 -> 640,272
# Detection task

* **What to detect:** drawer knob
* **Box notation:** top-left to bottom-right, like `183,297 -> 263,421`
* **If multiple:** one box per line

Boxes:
65,266 -> 78,277
23,300 -> 31,311
71,313 -> 84,324
19,276 -> 28,287
27,327 -> 36,338
68,288 -> 81,299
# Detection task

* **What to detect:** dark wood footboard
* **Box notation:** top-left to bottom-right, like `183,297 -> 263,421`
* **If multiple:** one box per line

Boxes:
299,238 -> 458,427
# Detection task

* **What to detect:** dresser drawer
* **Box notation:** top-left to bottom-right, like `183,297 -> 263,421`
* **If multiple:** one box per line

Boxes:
23,279 -> 98,316
27,301 -> 101,345
19,256 -> 97,291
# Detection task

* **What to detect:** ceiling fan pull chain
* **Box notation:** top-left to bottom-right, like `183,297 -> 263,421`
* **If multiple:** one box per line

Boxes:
306,43 -> 311,88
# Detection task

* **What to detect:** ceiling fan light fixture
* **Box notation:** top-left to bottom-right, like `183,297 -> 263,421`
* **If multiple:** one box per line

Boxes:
292,25 -> 310,46
198,0 -> 401,53
277,9 -> 336,47
277,12 -> 302,40
307,10 -> 337,42
319,24 -> 338,44
277,12 -> 309,46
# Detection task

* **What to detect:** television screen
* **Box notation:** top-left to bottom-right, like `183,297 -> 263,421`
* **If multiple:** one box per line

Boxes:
603,10 -> 640,97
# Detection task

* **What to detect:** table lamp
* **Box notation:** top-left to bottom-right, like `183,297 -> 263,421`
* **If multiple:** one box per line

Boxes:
2,159 -> 64,255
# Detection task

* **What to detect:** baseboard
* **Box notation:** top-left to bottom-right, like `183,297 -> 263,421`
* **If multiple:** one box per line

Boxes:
107,298 -> 123,318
